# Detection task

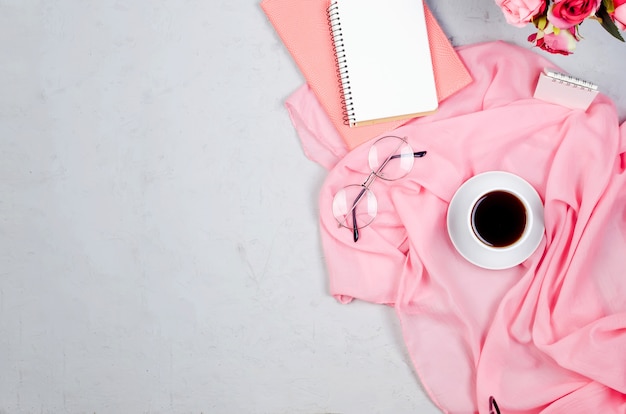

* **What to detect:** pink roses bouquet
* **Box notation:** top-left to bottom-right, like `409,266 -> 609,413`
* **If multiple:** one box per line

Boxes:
496,0 -> 626,54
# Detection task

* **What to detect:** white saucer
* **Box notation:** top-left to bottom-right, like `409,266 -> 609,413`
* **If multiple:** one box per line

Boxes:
447,171 -> 545,270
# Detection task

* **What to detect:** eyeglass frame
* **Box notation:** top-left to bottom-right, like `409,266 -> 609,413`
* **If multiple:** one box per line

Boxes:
333,135 -> 427,242
489,396 -> 501,414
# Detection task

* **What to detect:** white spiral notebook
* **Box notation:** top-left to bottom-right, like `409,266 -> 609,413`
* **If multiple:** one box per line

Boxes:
327,0 -> 438,127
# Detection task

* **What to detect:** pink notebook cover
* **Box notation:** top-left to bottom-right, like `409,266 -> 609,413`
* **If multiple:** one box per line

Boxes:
261,0 -> 473,149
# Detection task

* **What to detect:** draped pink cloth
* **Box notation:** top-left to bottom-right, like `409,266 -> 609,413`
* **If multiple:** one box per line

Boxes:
286,41 -> 626,413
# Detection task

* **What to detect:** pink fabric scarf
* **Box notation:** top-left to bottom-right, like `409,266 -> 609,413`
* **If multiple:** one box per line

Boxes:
286,41 -> 626,413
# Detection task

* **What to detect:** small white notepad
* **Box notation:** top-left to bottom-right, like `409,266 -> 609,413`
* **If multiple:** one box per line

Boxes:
328,0 -> 438,127
533,68 -> 599,110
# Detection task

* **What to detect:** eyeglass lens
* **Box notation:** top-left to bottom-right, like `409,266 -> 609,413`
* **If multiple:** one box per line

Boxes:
368,136 -> 415,180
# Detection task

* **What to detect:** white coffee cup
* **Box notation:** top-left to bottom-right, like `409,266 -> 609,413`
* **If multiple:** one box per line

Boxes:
447,171 -> 545,269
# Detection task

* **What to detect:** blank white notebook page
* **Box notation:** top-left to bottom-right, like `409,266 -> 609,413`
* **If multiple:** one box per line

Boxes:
332,0 -> 438,126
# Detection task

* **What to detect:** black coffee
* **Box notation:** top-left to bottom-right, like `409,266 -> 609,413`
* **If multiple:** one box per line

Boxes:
471,190 -> 527,248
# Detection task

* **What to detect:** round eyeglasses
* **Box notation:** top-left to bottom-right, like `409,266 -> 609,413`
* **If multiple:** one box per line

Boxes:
331,135 -> 427,242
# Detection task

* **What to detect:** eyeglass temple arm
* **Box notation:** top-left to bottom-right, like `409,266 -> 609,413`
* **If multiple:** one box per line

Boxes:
392,151 -> 427,159
352,150 -> 427,242
352,187 -> 367,242
489,397 -> 501,414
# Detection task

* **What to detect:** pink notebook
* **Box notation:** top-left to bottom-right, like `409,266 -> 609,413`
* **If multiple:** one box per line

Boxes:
261,0 -> 473,149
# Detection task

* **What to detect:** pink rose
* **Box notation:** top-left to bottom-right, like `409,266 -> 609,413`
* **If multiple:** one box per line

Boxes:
612,0 -> 626,30
495,0 -> 547,27
528,24 -> 578,54
547,0 -> 601,29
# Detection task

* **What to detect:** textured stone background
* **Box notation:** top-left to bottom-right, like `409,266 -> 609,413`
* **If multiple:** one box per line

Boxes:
1,1 -> 624,413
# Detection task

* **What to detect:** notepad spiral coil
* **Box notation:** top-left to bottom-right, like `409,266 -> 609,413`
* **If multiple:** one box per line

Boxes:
327,1 -> 356,126
544,70 -> 598,91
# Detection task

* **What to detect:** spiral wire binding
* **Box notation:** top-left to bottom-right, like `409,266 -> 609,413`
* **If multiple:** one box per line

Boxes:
545,70 -> 598,91
327,1 -> 356,125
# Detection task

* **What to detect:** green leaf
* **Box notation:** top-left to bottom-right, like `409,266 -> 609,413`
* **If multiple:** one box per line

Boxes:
596,5 -> 625,42
603,0 -> 615,14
